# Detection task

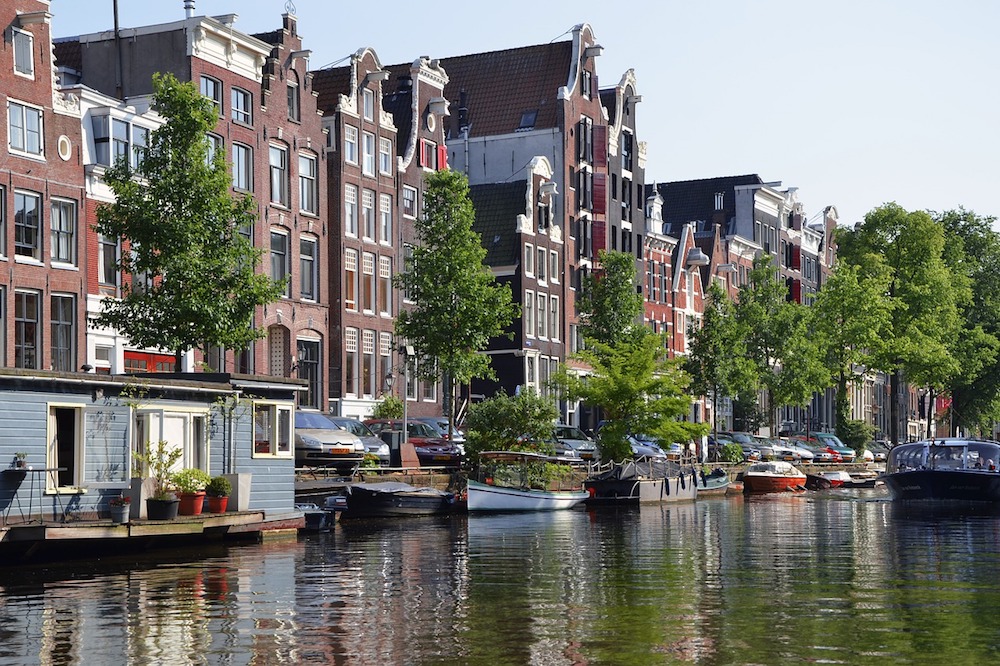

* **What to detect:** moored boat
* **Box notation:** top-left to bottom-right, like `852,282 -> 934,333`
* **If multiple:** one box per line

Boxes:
467,451 -> 589,512
336,481 -> 457,518
584,458 -> 698,505
742,461 -> 807,494
882,438 -> 1000,502
697,468 -> 732,497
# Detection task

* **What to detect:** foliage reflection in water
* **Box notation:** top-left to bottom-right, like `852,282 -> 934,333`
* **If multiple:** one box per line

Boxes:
2,490 -> 1000,664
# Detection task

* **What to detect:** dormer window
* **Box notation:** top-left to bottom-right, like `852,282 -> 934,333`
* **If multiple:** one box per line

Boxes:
363,89 -> 375,121
715,192 -> 724,210
581,69 -> 592,98
518,110 -> 537,132
13,28 -> 33,77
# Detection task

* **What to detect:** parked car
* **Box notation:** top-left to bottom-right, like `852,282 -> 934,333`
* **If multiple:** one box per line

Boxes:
707,434 -> 736,462
363,419 -> 464,468
412,416 -> 466,454
554,424 -> 600,462
868,440 -> 891,462
812,432 -> 856,463
626,433 -> 669,462
327,416 -> 389,466
295,411 -> 366,473
721,432 -> 762,461
791,437 -> 838,463
754,436 -> 804,462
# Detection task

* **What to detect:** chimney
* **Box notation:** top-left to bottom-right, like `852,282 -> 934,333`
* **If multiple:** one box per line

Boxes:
184,1 -> 196,18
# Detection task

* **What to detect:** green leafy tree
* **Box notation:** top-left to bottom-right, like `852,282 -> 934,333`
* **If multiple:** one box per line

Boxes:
811,262 -> 894,431
837,203 -> 962,443
937,208 -> 1000,434
394,169 -> 519,435
93,73 -> 283,367
371,395 -> 404,419
554,332 -> 707,461
733,255 -> 826,433
684,280 -> 754,440
464,388 -> 559,462
577,249 -> 644,347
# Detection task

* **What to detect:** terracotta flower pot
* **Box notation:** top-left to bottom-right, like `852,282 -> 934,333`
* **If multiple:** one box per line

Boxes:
177,491 -> 206,516
206,495 -> 229,513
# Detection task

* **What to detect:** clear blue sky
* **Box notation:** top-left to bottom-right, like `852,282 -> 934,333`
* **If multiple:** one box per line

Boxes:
51,0 -> 999,227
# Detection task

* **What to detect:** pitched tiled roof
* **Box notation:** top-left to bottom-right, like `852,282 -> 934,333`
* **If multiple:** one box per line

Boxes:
599,87 -> 618,122
439,41 -> 573,139
658,174 -> 762,234
311,66 -> 351,115
250,29 -> 283,46
53,37 -> 82,73
468,181 -> 528,267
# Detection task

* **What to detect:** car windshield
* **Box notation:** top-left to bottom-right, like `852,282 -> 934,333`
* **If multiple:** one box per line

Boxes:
556,426 -> 588,440
726,432 -> 754,444
336,420 -> 373,437
296,412 -> 337,429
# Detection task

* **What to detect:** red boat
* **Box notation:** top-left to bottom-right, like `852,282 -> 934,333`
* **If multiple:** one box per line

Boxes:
742,461 -> 807,494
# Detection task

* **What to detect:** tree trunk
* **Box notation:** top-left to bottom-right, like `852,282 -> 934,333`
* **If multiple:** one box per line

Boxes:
889,369 -> 900,445
835,370 -> 850,429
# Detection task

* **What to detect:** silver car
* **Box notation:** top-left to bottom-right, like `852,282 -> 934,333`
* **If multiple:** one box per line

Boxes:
328,416 -> 390,466
554,424 -> 599,462
294,412 -> 365,474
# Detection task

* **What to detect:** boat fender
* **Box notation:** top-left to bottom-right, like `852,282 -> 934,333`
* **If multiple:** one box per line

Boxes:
680,474 -> 685,490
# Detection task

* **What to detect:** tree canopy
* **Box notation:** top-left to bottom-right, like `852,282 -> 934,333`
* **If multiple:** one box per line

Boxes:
576,249 -> 644,347
93,73 -> 283,366
393,169 -> 519,428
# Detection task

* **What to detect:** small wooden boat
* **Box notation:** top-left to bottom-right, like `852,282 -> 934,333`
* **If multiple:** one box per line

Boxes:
336,481 -> 457,518
742,461 -> 807,494
882,438 -> 1000,501
697,468 -> 732,497
467,451 -> 589,512
584,459 -> 698,505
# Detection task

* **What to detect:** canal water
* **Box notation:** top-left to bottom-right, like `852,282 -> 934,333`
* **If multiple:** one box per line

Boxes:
2,488 -> 1000,665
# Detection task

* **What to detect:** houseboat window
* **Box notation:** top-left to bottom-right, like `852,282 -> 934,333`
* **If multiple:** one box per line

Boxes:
47,405 -> 82,491
254,403 -> 293,458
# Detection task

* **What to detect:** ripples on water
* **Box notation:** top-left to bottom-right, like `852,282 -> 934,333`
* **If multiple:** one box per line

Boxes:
2,489 -> 1000,665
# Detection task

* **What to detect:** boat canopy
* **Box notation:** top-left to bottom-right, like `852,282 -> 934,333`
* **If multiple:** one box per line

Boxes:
886,439 -> 1000,473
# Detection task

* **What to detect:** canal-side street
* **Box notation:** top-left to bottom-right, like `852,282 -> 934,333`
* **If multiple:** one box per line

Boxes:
2,486 -> 997,665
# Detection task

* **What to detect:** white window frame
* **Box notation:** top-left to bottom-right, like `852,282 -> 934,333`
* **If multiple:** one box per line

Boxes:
362,131 -> 376,176
344,126 -> 359,165
13,28 -> 34,78
14,189 -> 41,261
363,88 -> 375,121
525,289 -> 535,338
253,402 -> 293,459
378,255 -> 392,316
231,87 -> 252,125
344,249 -> 358,311
269,144 -> 290,207
8,100 -> 43,157
300,236 -> 317,302
232,142 -> 253,191
361,251 -> 375,314
270,230 -> 291,297
362,189 -> 375,241
345,184 -> 358,236
402,186 -> 417,219
345,328 -> 359,396
524,243 -> 534,277
379,193 -> 393,246
50,198 -> 77,266
549,250 -> 559,283
536,292 -> 547,340
50,293 -> 76,373
379,137 -> 393,175
200,75 -> 222,115
550,295 -> 560,341
298,153 -> 318,215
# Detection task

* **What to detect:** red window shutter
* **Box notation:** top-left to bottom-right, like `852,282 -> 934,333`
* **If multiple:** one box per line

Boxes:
437,144 -> 448,170
418,139 -> 427,167
592,219 -> 607,255
793,279 -> 802,303
593,172 -> 607,215
593,125 -> 608,168
791,246 -> 801,270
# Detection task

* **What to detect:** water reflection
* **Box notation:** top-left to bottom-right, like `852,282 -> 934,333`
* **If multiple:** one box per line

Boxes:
3,491 -> 1000,664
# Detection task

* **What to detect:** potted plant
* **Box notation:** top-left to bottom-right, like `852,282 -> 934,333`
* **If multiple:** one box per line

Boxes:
13,452 -> 26,469
205,475 -> 232,513
109,494 -> 131,524
172,467 -> 211,516
133,440 -> 183,520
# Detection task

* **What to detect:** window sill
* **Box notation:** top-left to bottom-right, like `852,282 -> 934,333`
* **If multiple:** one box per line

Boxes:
14,256 -> 44,266
8,150 -> 46,162
51,262 -> 79,271
50,487 -> 87,496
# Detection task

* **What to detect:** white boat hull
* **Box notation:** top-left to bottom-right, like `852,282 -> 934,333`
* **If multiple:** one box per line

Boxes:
466,479 -> 589,512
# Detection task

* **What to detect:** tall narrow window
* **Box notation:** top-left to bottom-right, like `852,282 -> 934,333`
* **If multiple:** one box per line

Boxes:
379,137 -> 392,175
287,72 -> 300,122
14,290 -> 39,369
232,143 -> 252,191
132,126 -> 148,168
402,186 -> 417,218
206,133 -> 222,166
231,87 -> 252,125
344,249 -> 358,311
9,102 -> 43,156
379,194 -> 393,245
299,153 -> 318,214
50,199 -> 76,265
362,132 -> 376,176
536,293 -> 547,339
378,255 -> 391,316
112,118 -> 129,165
550,295 -> 560,341
297,339 -> 321,409
345,328 -> 358,396
270,231 -> 290,297
362,189 -> 375,240
49,406 -> 82,490
14,190 -> 40,260
51,294 -> 76,372
345,185 -> 358,236
269,145 -> 289,207
361,252 -> 375,313
362,330 -> 375,397
99,235 -> 119,295
200,75 -> 222,115
363,89 -> 375,121
344,126 -> 358,164
0,186 -> 6,256
524,290 -> 535,337
300,237 -> 317,301
13,28 -> 33,77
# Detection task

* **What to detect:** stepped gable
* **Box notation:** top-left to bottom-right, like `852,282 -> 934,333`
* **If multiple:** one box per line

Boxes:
439,41 -> 574,139
468,181 -> 530,267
